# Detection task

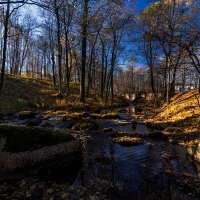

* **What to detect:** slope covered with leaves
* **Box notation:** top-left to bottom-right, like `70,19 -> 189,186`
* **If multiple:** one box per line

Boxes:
0,75 -> 126,113
148,89 -> 200,134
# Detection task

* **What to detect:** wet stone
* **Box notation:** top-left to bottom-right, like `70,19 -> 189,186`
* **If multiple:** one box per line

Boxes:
131,120 -> 137,129
113,136 -> 144,147
18,111 -> 35,119
101,127 -> 113,132
25,118 -> 42,126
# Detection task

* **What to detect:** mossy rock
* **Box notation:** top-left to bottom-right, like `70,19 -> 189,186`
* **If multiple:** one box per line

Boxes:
72,120 -> 99,131
18,111 -> 35,119
0,125 -> 75,153
101,113 -> 120,119
62,113 -> 83,121
113,136 -> 144,147
163,127 -> 183,135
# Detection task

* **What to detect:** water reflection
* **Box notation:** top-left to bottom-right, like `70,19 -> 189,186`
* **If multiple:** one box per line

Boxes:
75,109 -> 200,199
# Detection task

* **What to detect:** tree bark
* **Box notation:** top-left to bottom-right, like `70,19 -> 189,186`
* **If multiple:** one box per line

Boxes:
0,0 -> 10,93
80,0 -> 88,103
54,0 -> 63,97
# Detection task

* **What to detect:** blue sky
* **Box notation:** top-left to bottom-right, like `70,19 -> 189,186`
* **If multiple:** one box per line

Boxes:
19,0 -> 156,69
127,0 -> 157,68
136,0 -> 153,10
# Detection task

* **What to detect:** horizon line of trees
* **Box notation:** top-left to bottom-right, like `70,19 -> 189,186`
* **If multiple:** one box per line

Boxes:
0,0 -> 199,105
0,0 -> 133,103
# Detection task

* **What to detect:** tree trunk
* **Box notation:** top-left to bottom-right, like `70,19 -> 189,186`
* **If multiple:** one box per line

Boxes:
80,0 -> 88,103
54,0 -> 63,97
0,0 -> 10,93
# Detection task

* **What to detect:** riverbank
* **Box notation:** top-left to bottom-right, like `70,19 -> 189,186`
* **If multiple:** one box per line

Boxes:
0,75 -> 128,113
141,90 -> 200,163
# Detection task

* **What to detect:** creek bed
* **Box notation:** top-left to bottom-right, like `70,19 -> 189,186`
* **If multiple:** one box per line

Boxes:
0,105 -> 200,199
73,106 -> 200,200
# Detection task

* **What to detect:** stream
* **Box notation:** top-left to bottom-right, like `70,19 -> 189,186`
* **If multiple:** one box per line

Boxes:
73,104 -> 200,199
1,104 -> 200,200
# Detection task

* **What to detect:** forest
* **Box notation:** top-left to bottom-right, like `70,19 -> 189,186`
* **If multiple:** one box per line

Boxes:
0,0 -> 200,200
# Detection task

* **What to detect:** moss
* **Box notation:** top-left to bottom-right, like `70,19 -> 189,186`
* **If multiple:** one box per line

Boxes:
0,125 -> 75,153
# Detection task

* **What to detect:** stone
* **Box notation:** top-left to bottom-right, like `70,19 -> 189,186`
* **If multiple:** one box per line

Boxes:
161,151 -> 177,160
113,136 -> 144,147
101,128 -> 113,132
46,188 -> 54,194
62,113 -> 83,121
101,113 -> 120,119
18,111 -> 35,119
40,122 -> 54,128
82,112 -> 90,118
30,184 -> 37,190
72,121 -> 99,131
0,138 -> 6,152
94,108 -> 101,114
131,120 -> 137,129
118,109 -> 127,113
61,192 -> 69,198
89,195 -> 99,200
26,119 -> 42,126
188,142 -> 200,163
146,131 -> 164,139
163,127 -> 183,134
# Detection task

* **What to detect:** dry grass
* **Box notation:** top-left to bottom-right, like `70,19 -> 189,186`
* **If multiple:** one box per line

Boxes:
0,75 -> 125,113
147,89 -> 200,134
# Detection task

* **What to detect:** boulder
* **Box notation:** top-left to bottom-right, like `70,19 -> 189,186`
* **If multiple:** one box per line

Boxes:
0,140 -> 82,182
0,125 -> 82,182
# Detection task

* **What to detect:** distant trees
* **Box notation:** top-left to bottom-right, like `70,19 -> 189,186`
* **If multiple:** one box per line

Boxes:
139,0 -> 200,103
0,0 -> 133,104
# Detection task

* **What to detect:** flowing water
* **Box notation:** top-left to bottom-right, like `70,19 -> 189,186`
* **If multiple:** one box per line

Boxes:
1,104 -> 200,199
72,104 -> 200,200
